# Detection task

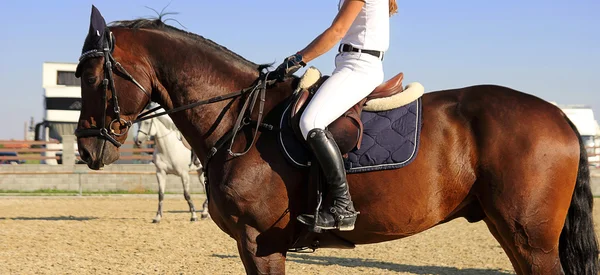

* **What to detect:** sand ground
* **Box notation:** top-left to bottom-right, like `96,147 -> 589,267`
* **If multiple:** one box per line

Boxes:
1,195 -> 599,274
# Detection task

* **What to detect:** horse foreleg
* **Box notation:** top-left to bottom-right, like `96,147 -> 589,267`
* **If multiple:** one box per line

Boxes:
181,173 -> 198,222
200,198 -> 210,220
236,226 -> 287,274
153,170 -> 167,223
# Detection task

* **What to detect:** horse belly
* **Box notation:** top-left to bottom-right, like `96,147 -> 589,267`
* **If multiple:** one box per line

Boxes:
343,171 -> 472,243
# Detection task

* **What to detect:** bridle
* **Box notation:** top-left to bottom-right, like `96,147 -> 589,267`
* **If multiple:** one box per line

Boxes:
74,29 -> 150,148
135,118 -> 154,144
75,27 -> 278,164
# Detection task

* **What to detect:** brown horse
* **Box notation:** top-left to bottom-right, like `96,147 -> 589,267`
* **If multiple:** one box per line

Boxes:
75,6 -> 598,274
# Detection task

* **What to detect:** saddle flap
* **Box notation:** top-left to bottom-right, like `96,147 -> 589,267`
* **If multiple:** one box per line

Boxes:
292,89 -> 310,119
290,89 -> 311,142
328,104 -> 365,154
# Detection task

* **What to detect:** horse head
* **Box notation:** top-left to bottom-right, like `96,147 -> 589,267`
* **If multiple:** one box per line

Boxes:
75,5 -> 152,169
134,116 -> 155,147
134,103 -> 163,147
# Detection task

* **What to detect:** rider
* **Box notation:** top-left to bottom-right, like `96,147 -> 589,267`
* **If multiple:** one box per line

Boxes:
274,0 -> 398,231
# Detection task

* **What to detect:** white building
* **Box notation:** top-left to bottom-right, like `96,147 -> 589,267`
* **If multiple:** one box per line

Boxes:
35,62 -> 81,164
559,105 -> 599,166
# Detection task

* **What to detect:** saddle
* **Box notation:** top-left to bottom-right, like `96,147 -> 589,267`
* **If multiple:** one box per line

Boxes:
289,67 -> 419,155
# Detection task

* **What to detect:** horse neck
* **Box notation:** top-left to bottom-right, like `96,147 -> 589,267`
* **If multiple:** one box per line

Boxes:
126,28 -> 296,164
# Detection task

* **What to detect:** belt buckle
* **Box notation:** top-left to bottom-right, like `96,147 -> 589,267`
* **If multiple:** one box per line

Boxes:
340,44 -> 354,53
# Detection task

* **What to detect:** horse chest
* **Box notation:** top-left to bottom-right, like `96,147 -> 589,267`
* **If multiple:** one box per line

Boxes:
154,154 -> 181,174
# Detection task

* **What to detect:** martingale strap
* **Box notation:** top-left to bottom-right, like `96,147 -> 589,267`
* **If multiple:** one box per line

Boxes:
226,71 -> 271,157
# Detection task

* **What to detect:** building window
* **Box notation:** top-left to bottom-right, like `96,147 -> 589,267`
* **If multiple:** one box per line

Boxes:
57,71 -> 81,86
45,97 -> 82,110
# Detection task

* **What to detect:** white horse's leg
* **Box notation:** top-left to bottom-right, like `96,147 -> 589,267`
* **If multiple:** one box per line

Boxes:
181,172 -> 198,222
153,170 -> 167,223
200,198 -> 209,220
198,170 -> 210,220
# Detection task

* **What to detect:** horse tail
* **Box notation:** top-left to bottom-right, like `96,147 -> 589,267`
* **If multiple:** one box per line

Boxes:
559,115 -> 599,275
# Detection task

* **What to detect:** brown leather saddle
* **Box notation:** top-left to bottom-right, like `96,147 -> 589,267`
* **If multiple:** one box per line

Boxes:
289,71 -> 405,155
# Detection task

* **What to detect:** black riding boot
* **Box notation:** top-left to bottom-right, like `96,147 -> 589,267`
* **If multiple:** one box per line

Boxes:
297,128 -> 359,231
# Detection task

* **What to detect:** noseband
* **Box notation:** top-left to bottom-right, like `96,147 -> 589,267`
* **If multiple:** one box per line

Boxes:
74,29 -> 150,148
135,118 -> 154,142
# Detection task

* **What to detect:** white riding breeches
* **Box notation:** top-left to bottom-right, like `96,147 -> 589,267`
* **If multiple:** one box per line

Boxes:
299,51 -> 384,139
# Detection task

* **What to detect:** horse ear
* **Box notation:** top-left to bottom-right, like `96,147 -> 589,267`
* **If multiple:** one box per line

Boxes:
80,5 -> 108,54
89,5 -> 107,36
76,5 -> 109,77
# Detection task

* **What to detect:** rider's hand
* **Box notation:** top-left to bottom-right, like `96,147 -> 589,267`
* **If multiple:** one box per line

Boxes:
274,53 -> 306,80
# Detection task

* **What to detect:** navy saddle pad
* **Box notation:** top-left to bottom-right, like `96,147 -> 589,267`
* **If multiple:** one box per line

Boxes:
277,97 -> 423,173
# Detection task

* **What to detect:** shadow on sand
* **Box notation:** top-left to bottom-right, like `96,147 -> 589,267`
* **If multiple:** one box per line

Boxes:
211,253 -> 514,275
164,210 -> 196,214
5,216 -> 98,221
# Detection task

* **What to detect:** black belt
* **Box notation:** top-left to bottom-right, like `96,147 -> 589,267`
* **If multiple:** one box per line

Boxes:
338,44 -> 384,59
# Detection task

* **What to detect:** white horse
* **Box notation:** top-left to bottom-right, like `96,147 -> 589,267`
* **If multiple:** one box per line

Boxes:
134,109 -> 209,222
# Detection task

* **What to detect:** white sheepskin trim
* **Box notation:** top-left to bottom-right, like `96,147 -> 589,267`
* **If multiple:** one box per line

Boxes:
298,66 -> 321,89
363,82 -> 425,112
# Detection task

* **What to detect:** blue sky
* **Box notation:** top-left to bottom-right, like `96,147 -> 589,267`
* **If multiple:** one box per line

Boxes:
0,0 -> 598,139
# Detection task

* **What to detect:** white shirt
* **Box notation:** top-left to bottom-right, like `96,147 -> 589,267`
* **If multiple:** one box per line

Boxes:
338,0 -> 390,52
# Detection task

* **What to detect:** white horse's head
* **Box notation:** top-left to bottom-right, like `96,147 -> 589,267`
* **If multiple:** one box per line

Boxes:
134,116 -> 157,147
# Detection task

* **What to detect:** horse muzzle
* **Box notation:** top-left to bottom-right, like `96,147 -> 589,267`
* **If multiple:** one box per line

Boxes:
77,136 -> 120,170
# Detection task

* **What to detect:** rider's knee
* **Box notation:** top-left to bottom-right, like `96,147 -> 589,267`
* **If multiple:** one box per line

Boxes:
299,114 -> 317,140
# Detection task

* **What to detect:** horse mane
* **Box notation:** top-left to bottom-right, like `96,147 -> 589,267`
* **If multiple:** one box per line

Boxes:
109,18 -> 272,71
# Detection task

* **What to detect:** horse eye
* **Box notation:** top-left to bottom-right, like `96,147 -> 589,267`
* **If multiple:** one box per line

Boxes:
86,76 -> 97,85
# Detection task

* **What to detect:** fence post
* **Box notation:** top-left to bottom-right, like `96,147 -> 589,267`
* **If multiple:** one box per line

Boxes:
79,173 -> 83,196
62,135 -> 76,166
